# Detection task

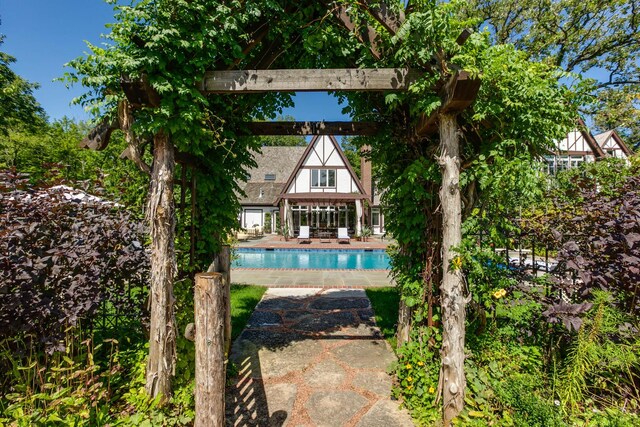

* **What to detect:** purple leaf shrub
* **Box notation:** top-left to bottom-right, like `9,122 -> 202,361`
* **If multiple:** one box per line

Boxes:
0,170 -> 149,352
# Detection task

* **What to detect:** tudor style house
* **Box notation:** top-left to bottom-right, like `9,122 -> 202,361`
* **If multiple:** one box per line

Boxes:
238,135 -> 383,237
545,122 -> 633,174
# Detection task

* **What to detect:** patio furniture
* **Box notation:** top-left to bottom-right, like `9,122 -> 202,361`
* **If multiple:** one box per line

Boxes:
337,228 -> 350,244
235,230 -> 250,241
297,225 -> 311,243
318,230 -> 332,243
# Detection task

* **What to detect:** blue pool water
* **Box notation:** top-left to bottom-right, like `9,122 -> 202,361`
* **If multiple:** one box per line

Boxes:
233,248 -> 390,270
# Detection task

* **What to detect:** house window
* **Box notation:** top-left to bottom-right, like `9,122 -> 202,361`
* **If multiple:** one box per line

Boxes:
570,156 -> 584,168
292,205 -> 309,227
265,173 -> 276,181
311,169 -> 336,188
371,209 -> 380,227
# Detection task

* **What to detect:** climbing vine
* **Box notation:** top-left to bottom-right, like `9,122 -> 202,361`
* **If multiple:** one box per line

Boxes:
66,0 -> 587,421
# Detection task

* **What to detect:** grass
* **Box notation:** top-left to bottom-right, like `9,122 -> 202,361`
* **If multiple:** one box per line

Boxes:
365,287 -> 400,348
230,284 -> 267,340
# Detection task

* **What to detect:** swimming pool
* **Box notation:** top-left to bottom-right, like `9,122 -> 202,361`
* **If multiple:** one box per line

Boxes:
233,248 -> 390,270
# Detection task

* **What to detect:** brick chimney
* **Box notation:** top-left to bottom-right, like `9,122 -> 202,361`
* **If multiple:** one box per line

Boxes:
360,145 -> 372,202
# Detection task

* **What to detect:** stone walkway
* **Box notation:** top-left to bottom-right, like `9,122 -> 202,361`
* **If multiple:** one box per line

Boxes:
226,288 -> 414,427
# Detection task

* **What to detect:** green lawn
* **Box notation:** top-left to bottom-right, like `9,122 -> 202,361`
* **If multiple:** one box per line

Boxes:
365,287 -> 400,348
230,284 -> 267,340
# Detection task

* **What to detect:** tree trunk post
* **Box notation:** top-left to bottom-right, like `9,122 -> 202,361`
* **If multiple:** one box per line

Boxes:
145,131 -> 177,403
209,245 -> 232,357
396,299 -> 412,347
437,113 -> 466,425
194,272 -> 226,427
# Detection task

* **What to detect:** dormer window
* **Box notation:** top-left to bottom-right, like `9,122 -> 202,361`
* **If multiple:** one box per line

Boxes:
311,169 -> 336,188
265,173 -> 276,181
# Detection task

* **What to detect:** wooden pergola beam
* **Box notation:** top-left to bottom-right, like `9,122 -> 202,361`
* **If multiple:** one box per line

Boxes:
79,116 -> 117,151
361,1 -> 405,35
416,70 -> 481,136
200,68 -> 423,93
244,121 -> 381,136
333,5 -> 382,60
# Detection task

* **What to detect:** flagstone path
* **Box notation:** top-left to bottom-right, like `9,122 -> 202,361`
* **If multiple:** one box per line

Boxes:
225,288 -> 414,427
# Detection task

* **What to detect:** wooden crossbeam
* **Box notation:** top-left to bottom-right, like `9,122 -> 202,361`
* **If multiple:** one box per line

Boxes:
333,6 -> 382,60
416,71 -> 481,136
79,117 -> 117,151
244,121 -> 381,136
200,68 -> 423,93
361,1 -> 405,35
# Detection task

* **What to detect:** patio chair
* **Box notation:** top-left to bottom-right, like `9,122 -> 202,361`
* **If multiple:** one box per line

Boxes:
337,227 -> 350,244
235,229 -> 250,241
297,225 -> 311,243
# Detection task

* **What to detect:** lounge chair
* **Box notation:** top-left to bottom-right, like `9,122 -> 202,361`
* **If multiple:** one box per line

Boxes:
297,225 -> 311,243
337,228 -> 350,244
235,229 -> 250,241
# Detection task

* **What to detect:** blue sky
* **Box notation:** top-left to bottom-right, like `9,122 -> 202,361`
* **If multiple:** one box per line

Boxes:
0,0 -> 348,123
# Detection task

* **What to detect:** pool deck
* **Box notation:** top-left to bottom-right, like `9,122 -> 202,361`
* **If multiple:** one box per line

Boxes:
233,235 -> 394,288
237,234 -> 389,250
232,269 -> 394,288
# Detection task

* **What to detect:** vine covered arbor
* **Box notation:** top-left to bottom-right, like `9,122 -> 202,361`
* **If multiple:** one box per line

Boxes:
70,0 -> 580,424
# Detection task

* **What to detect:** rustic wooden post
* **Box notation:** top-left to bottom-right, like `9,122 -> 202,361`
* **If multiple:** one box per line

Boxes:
209,245 -> 232,357
396,299 -> 412,347
438,113 -> 466,424
190,171 -> 197,266
194,272 -> 226,427
146,131 -> 177,403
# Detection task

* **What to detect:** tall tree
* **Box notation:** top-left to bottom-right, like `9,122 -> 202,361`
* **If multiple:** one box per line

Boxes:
0,35 -> 45,134
459,0 -> 640,144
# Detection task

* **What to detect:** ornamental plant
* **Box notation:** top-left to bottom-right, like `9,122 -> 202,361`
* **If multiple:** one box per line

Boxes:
0,170 -> 149,354
528,174 -> 640,315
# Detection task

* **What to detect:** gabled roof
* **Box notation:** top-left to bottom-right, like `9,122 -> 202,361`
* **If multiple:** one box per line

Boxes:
577,118 -> 607,158
276,135 -> 367,205
239,182 -> 284,206
238,146 -> 306,205
594,129 -> 633,157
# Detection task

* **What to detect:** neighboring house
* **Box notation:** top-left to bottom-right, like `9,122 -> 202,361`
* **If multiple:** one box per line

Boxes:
593,130 -> 633,160
238,135 -> 384,236
545,121 -> 633,174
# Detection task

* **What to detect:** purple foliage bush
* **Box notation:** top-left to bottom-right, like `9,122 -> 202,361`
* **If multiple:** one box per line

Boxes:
533,174 -> 640,317
0,170 -> 149,352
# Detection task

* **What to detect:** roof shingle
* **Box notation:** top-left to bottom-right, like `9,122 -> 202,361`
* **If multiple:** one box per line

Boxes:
238,146 -> 307,204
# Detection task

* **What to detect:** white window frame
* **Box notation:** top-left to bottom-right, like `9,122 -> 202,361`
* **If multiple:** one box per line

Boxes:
311,169 -> 336,188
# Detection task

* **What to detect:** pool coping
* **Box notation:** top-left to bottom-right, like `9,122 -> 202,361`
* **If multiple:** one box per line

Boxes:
236,247 -> 388,252
233,267 -> 391,272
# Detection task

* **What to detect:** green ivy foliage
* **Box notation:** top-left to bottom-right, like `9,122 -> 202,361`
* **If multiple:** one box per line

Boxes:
60,0 -> 610,423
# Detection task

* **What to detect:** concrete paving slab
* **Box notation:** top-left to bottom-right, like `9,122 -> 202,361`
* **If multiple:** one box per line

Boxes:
304,360 -> 347,388
331,339 -> 397,370
305,391 -> 368,427
265,288 -> 322,298
355,400 -> 414,427
231,269 -> 393,288
352,371 -> 394,397
322,288 -> 368,298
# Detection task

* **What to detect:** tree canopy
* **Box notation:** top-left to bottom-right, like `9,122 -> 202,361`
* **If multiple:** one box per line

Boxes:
0,35 -> 45,135
459,0 -> 640,145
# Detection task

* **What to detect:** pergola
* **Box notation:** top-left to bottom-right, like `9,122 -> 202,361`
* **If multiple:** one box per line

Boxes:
80,2 -> 481,425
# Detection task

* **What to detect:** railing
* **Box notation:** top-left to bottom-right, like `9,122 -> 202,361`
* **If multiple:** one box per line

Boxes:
472,227 -> 579,303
